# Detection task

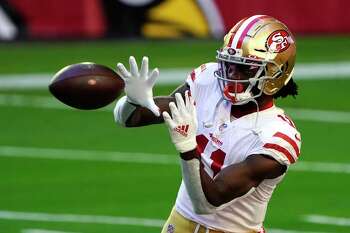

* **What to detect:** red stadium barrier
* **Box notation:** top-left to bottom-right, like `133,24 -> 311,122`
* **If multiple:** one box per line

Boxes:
1,0 -> 349,40
8,0 -> 106,39
214,0 -> 350,34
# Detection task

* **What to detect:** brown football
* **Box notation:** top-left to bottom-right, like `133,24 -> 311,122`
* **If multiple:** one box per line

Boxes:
49,62 -> 124,110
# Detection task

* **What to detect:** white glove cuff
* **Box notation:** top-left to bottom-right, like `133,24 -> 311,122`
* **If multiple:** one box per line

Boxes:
114,96 -> 137,126
180,158 -> 216,214
175,139 -> 197,153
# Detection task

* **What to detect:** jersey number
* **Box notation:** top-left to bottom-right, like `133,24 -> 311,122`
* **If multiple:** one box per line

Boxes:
196,134 -> 226,176
277,114 -> 296,128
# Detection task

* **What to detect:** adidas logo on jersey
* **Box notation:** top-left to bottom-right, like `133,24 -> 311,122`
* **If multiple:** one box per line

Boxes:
174,125 -> 189,137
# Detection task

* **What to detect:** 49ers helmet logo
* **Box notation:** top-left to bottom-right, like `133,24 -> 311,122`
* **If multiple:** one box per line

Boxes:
267,30 -> 291,53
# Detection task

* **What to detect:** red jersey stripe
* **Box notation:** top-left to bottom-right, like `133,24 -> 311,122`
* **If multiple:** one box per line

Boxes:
263,143 -> 296,163
196,134 -> 209,154
274,132 -> 300,156
210,149 -> 226,176
190,70 -> 196,81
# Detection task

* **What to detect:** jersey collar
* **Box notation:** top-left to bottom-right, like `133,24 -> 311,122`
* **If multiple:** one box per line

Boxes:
230,98 -> 274,119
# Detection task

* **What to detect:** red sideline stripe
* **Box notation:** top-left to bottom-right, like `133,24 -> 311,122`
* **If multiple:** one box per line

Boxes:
236,15 -> 269,49
274,132 -> 300,156
190,70 -> 196,81
263,143 -> 296,163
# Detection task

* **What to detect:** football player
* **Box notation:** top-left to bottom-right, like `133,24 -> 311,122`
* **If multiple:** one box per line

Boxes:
114,15 -> 301,233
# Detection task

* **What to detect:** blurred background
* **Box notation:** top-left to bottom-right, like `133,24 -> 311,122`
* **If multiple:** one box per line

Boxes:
0,0 -> 349,233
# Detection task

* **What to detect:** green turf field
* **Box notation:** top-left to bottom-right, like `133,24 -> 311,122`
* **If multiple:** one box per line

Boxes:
0,36 -> 350,233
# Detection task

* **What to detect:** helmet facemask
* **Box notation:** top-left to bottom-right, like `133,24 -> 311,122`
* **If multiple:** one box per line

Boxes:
215,50 -> 282,105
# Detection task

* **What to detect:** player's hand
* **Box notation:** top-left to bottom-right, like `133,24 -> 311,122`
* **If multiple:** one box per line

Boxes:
163,91 -> 198,153
116,56 -> 160,116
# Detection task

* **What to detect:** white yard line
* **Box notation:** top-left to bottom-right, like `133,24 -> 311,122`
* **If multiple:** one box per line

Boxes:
1,94 -> 350,124
23,228 -> 334,233
295,62 -> 350,79
0,210 -> 164,227
291,161 -> 350,174
284,108 -> 350,124
0,94 -> 66,110
304,215 -> 350,227
0,210 -> 336,233
0,145 -> 178,165
22,229 -> 81,233
0,62 -> 350,89
269,229 -> 333,233
0,145 -> 349,174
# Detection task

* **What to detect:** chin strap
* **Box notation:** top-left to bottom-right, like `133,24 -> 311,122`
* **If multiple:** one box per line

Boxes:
251,98 -> 260,129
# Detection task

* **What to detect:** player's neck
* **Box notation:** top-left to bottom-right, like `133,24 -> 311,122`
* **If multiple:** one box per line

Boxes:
231,95 -> 274,118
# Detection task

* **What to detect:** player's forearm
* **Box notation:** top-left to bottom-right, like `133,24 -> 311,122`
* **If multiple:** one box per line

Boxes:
180,150 -> 254,208
164,92 -> 220,213
114,96 -> 173,127
180,149 -> 219,214
181,150 -> 223,207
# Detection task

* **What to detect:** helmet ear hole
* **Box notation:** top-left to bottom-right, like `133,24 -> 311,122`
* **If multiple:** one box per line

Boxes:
266,63 -> 280,78
281,63 -> 290,75
263,80 -> 279,95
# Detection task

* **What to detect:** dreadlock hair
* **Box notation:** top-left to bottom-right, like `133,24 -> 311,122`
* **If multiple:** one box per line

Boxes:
273,78 -> 298,99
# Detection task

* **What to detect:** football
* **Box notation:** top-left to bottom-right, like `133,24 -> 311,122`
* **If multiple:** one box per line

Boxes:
49,62 -> 124,110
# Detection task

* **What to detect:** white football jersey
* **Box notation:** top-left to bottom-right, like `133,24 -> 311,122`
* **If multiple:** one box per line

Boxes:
175,63 -> 301,232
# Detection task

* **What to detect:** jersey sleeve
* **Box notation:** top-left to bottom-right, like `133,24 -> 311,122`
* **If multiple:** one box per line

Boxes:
250,125 -> 302,166
185,63 -> 218,99
185,68 -> 196,89
185,64 -> 204,96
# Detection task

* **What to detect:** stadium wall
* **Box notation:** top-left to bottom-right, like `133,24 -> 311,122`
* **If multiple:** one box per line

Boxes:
1,0 -> 349,40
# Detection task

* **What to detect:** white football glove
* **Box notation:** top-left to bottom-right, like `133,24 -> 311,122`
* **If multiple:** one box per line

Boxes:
116,56 -> 160,116
162,91 -> 198,153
